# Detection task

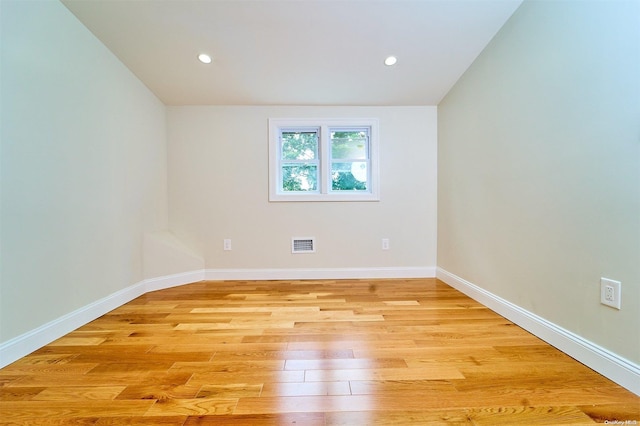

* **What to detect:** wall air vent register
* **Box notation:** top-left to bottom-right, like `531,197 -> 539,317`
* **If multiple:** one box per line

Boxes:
292,238 -> 315,253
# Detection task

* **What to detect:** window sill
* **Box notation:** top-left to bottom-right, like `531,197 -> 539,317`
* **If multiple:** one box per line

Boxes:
269,192 -> 380,202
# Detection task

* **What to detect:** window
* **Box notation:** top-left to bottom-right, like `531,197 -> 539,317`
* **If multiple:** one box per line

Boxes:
269,118 -> 379,202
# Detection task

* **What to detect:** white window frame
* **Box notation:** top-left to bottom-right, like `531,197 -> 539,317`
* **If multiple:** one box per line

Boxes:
269,118 -> 380,202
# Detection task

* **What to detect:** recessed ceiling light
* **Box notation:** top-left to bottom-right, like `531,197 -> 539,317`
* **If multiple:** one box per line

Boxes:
384,56 -> 397,66
198,53 -> 212,64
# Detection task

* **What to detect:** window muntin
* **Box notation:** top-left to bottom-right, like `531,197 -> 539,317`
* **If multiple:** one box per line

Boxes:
269,118 -> 379,202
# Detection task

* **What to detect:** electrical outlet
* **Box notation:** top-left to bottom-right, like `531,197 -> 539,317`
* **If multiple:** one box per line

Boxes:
382,238 -> 390,250
600,278 -> 621,310
223,239 -> 232,251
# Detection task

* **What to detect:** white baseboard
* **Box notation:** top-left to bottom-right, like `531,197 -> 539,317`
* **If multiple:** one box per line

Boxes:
205,266 -> 435,281
0,281 -> 146,368
0,270 -> 203,369
144,269 -> 206,293
436,267 -> 640,396
0,266 -> 434,368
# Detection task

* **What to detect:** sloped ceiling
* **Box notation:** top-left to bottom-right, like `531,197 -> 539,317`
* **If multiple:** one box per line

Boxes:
62,0 -> 522,106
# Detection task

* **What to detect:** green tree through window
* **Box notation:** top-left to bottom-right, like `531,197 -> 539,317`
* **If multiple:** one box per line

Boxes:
281,130 -> 318,192
331,130 -> 369,191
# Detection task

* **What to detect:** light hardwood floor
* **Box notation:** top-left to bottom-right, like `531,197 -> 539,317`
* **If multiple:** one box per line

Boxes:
0,278 -> 638,425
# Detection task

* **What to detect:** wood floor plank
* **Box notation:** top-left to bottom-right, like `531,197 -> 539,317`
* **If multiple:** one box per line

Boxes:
74,350 -> 213,363
95,416 -> 188,425
148,342 -> 288,353
211,349 -> 354,361
0,386 -> 46,401
170,359 -> 285,373
287,339 -> 418,351
0,363 -> 98,376
303,365 -> 465,381
196,384 -> 263,398
352,345 -> 503,361
577,403 -> 640,423
284,357 -> 407,370
47,337 -> 107,346
87,362 -> 174,374
0,400 -> 156,419
349,379 -> 459,395
98,334 -> 246,346
115,384 -> 201,400
5,371 -> 192,388
260,381 -> 351,397
32,386 -> 126,401
186,370 -> 305,386
233,395 -> 381,414
324,410 -> 473,425
466,406 -> 597,425
183,412 -> 326,425
174,319 -> 295,330
1,278 -> 637,425
8,354 -> 78,366
142,397 -> 238,416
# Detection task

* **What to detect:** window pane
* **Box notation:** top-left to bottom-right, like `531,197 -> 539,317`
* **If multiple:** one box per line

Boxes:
282,164 -> 318,191
282,131 -> 318,160
331,162 -> 368,191
331,130 -> 368,160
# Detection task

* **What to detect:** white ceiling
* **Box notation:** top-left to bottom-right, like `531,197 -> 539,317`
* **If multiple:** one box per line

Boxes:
62,0 -> 522,106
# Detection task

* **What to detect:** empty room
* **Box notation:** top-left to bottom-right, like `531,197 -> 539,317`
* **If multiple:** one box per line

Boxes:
1,0 -> 638,424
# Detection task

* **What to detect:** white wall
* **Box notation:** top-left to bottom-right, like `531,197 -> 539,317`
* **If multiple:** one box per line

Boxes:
438,0 -> 639,364
167,106 -> 437,275
0,0 -> 167,345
